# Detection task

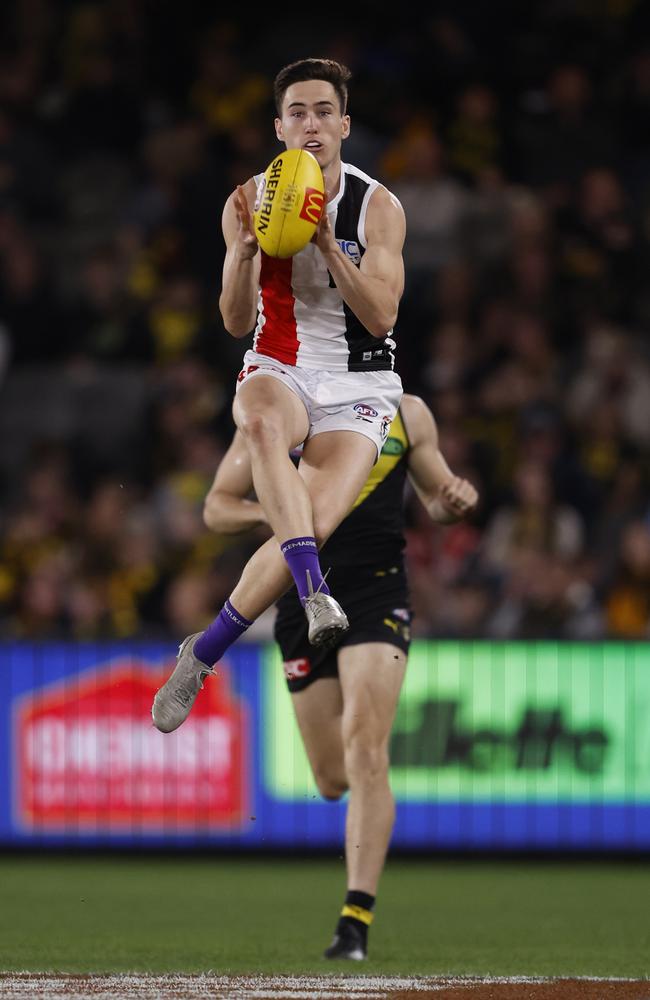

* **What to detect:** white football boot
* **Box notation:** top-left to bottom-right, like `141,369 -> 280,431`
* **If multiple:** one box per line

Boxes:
303,570 -> 349,647
151,633 -> 215,733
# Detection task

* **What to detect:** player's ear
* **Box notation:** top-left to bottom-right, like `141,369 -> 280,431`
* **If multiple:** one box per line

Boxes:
275,117 -> 283,141
341,115 -> 351,140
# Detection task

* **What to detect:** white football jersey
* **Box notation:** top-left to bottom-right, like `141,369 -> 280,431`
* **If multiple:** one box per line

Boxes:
253,162 -> 396,372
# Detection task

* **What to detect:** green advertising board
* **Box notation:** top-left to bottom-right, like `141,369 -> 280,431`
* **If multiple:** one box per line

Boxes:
264,640 -> 649,803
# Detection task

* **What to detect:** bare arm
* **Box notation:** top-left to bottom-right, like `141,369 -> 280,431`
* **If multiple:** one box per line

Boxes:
403,395 -> 479,524
219,179 -> 262,338
314,185 -> 405,338
203,431 -> 268,534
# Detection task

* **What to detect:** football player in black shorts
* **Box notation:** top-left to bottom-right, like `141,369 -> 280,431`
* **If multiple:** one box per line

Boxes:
203,393 -> 478,960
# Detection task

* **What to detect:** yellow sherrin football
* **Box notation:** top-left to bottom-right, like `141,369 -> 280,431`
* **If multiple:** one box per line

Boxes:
253,148 -> 325,259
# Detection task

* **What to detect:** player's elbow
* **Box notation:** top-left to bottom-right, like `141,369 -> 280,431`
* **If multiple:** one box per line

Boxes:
218,300 -> 255,338
202,501 -> 219,532
368,306 -> 398,338
226,323 -> 255,339
222,317 -> 254,339
202,495 -> 227,533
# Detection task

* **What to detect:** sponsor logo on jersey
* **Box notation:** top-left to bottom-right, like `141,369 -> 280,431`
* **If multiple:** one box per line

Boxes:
382,436 -> 405,456
383,617 -> 411,642
283,657 -> 311,680
354,403 -> 379,418
336,239 -> 361,264
392,608 -> 411,622
299,187 -> 325,224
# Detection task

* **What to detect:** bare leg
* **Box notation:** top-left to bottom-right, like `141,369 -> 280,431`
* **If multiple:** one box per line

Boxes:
233,376 -> 312,544
230,430 -> 377,621
297,431 -> 377,545
152,428 -> 380,733
229,538 -> 293,621
291,679 -> 347,800
339,643 -> 407,895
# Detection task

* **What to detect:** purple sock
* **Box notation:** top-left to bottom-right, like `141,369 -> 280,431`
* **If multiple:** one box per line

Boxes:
193,599 -> 252,667
280,536 -> 330,605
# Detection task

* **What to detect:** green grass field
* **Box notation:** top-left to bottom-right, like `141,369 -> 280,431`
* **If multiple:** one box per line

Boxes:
0,856 -> 648,978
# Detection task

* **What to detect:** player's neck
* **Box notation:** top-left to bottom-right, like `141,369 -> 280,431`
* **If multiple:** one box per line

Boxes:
323,160 -> 342,202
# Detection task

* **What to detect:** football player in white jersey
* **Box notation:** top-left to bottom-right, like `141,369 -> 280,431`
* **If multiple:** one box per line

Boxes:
153,60 -> 407,738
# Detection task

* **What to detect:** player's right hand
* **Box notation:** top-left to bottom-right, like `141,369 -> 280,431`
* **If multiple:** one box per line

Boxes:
233,185 -> 259,259
311,188 -> 338,257
439,476 -> 479,519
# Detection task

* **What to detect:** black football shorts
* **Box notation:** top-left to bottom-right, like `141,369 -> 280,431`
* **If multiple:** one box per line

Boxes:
274,563 -> 412,693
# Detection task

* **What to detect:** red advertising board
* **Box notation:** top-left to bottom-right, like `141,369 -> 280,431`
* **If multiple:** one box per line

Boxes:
15,657 -> 248,831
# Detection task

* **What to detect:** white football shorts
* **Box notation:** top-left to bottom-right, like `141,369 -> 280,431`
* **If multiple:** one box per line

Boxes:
235,348 -> 403,459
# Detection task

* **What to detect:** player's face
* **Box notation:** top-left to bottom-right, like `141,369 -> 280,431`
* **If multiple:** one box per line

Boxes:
275,80 -> 350,171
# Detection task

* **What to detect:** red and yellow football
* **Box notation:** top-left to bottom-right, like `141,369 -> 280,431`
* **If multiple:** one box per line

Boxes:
253,148 -> 325,259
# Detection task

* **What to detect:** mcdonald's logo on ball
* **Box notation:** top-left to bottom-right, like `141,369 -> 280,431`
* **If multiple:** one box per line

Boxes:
299,187 -> 325,224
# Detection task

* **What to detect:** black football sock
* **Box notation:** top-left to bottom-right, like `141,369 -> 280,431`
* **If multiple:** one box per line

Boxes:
337,889 -> 375,947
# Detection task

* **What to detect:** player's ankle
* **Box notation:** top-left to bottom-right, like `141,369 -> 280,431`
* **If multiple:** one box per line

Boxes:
337,889 -> 375,944
280,536 -> 330,603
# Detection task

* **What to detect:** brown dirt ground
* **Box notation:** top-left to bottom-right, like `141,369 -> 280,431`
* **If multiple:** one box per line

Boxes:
0,974 -> 649,999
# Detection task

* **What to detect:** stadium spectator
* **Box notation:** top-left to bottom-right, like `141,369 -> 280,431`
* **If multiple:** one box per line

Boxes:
481,457 -> 584,577
0,5 -> 647,641
604,519 -> 650,638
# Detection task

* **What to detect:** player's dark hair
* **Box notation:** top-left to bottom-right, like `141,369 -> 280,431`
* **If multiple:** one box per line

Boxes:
274,58 -> 352,115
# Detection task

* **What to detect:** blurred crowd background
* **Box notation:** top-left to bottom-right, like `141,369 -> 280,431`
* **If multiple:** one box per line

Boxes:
0,0 -> 649,642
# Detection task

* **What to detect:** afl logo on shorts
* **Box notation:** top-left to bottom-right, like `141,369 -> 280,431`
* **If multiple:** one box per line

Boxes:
298,187 -> 325,224
354,403 -> 379,418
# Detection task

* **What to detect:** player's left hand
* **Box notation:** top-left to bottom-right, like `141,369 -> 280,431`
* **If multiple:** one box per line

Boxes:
439,477 -> 479,519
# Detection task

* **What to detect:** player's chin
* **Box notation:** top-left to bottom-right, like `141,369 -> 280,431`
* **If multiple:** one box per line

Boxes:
302,143 -> 326,162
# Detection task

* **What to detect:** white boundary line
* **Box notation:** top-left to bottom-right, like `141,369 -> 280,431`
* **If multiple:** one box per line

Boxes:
0,973 -> 648,998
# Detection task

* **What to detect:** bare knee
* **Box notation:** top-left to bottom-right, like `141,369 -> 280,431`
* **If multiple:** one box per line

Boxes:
238,409 -> 285,450
312,519 -> 328,549
343,731 -> 390,785
312,510 -> 345,548
313,765 -> 348,801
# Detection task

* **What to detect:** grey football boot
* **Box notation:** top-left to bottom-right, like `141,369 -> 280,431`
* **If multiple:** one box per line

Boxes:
151,632 -> 216,733
303,570 -> 349,647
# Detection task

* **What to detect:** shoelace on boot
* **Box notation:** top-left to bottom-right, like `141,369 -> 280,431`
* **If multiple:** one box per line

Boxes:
303,567 -> 331,605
